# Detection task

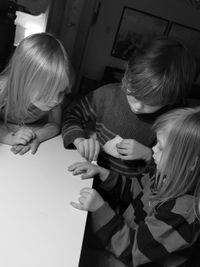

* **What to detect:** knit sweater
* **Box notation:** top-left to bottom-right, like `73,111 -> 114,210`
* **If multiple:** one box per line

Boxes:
62,83 -> 166,176
91,172 -> 200,267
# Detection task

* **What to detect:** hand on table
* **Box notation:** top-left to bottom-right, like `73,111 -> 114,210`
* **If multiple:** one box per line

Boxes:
11,127 -> 36,146
70,187 -> 104,212
11,136 -> 40,155
68,161 -> 109,182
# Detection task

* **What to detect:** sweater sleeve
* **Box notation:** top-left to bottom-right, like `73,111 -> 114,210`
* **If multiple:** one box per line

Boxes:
91,195 -> 198,267
61,90 -> 97,148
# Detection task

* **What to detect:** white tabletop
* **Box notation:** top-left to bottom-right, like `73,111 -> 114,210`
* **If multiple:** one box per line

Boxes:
0,136 -> 92,267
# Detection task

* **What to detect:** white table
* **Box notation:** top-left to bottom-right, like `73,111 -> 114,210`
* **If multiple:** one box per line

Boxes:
0,136 -> 92,267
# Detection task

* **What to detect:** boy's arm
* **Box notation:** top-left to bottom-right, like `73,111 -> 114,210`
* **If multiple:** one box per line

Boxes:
91,196 -> 197,266
61,92 -> 97,148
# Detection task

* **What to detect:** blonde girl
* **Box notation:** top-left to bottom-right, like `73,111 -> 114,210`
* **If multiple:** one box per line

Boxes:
68,107 -> 200,267
0,32 -> 72,154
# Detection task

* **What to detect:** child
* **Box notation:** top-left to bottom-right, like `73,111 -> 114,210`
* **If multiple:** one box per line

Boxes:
62,36 -> 196,176
0,32 -> 72,155
69,107 -> 200,267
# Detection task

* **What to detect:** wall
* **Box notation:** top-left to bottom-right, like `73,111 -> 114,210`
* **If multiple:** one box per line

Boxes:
79,0 -> 200,81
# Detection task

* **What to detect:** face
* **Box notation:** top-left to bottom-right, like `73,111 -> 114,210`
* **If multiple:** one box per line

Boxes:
152,130 -> 167,170
126,95 -> 163,114
32,90 -> 66,111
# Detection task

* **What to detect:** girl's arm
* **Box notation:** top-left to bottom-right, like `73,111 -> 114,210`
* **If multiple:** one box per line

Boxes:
91,196 -> 198,267
34,104 -> 61,143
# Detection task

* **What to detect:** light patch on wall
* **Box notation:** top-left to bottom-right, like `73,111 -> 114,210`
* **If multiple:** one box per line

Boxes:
14,11 -> 48,45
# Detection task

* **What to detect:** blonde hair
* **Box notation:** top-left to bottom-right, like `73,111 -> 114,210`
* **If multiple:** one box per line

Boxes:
153,107 -> 200,202
0,32 -> 72,124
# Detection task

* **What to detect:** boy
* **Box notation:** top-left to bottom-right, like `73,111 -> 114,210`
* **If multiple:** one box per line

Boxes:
62,36 -> 196,176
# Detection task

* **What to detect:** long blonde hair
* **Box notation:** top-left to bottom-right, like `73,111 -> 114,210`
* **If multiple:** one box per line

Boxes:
153,108 -> 200,202
0,32 -> 72,124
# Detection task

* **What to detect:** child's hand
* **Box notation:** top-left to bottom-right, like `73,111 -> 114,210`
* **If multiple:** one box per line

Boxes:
74,137 -> 100,162
68,162 -> 109,182
70,188 -> 104,211
11,137 -> 40,155
12,127 -> 36,145
11,144 -> 31,155
116,139 -> 152,161
29,138 -> 40,154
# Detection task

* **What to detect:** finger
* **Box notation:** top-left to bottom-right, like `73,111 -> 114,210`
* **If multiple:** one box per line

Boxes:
88,139 -> 96,162
117,147 -> 128,155
119,139 -> 131,144
10,145 -> 18,152
83,140 -> 90,161
73,166 -> 88,175
70,201 -> 86,210
68,162 -> 85,171
81,168 -> 96,179
93,140 -> 100,161
70,165 -> 89,176
118,154 -> 132,160
80,191 -> 90,197
80,187 -> 93,194
116,142 -> 129,149
11,145 -> 24,154
31,143 -> 38,154
77,143 -> 86,159
16,138 -> 28,145
21,131 -> 34,139
19,145 -> 31,155
78,196 -> 86,204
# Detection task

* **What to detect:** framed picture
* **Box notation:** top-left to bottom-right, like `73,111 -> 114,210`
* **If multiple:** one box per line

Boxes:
168,23 -> 200,59
111,7 -> 169,60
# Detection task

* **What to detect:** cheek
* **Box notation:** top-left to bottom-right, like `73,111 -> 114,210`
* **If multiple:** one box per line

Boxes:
153,148 -> 162,166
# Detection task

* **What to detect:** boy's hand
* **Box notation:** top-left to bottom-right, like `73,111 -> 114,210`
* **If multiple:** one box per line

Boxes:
74,137 -> 100,162
70,188 -> 104,212
68,162 -> 109,182
116,139 -> 152,161
12,127 -> 36,145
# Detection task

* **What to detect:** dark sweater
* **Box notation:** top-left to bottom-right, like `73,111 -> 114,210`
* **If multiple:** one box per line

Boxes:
62,83 -> 179,175
91,171 -> 200,267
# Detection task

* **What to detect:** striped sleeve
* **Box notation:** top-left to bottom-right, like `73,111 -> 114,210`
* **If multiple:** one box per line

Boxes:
62,91 -> 97,148
91,195 -> 199,267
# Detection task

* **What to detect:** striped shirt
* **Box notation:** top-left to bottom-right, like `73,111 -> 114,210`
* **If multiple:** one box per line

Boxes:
91,172 -> 200,267
62,83 -> 164,176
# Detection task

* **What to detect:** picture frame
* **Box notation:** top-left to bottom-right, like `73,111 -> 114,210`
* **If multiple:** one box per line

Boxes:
168,22 -> 200,59
111,7 -> 169,60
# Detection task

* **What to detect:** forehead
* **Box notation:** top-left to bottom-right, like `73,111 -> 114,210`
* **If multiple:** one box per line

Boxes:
157,130 -> 167,144
156,122 -> 174,145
